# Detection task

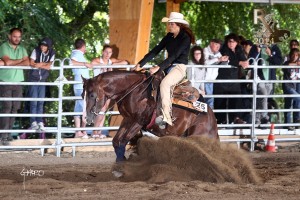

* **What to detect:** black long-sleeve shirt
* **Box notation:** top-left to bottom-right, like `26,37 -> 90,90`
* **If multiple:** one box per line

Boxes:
217,44 -> 247,80
138,29 -> 191,71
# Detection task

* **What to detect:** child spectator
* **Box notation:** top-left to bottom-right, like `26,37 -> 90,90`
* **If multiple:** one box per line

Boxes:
28,38 -> 55,131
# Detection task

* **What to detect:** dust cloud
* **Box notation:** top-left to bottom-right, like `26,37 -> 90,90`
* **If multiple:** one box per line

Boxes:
118,136 -> 261,184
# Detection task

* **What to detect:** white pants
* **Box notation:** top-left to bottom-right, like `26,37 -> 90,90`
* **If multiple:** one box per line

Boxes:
160,64 -> 187,124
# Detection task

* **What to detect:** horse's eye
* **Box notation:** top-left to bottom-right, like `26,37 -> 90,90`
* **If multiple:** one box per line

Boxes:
90,93 -> 96,98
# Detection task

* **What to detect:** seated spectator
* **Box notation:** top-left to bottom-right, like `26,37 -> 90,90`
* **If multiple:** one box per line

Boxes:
91,44 -> 129,138
282,48 -> 300,130
0,28 -> 29,145
28,38 -> 55,132
71,38 -> 93,138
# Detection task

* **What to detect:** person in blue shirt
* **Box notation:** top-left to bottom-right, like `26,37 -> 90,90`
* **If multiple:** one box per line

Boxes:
71,38 -> 93,138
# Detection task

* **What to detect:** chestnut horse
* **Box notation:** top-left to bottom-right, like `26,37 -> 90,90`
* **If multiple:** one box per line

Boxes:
82,70 -> 218,162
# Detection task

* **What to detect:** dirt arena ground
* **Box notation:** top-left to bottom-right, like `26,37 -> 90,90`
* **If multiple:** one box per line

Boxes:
0,137 -> 299,200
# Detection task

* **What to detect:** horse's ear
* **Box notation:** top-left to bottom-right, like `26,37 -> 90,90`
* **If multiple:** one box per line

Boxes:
81,75 -> 87,83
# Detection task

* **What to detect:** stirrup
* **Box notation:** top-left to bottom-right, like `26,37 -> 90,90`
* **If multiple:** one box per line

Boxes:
155,115 -> 166,129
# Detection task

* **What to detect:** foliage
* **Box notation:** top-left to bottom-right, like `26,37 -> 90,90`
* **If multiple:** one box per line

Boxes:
0,0 -> 109,128
1,1 -> 300,127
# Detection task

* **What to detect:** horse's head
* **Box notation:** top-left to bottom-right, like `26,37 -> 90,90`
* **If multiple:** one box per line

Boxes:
82,75 -> 107,125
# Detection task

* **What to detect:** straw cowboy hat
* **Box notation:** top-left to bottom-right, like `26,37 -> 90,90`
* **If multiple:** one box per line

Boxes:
161,12 -> 189,25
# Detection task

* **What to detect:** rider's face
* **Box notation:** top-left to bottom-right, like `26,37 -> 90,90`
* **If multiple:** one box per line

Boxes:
168,22 -> 180,35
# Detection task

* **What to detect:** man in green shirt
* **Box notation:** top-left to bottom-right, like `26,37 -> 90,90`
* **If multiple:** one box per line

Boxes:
0,28 -> 29,145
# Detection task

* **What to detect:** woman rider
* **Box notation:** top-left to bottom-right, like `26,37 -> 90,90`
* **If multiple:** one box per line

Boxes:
133,12 -> 195,126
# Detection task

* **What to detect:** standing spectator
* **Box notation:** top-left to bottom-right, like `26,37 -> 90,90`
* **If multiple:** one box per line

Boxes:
240,39 -> 254,123
284,39 -> 299,63
71,38 -> 93,138
91,44 -> 128,138
203,39 -> 228,109
28,38 -> 55,132
249,43 -> 283,125
187,46 -> 205,97
241,39 -> 254,59
0,28 -> 29,145
214,33 -> 249,124
282,48 -> 300,130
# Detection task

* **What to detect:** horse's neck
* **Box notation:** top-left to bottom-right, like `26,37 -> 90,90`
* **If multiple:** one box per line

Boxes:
104,72 -> 145,99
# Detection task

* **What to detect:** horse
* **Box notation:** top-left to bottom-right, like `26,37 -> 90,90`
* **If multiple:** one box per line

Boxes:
82,70 -> 218,162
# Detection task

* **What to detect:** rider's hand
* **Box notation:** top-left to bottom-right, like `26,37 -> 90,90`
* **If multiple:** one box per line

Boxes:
132,64 -> 143,71
150,65 -> 160,75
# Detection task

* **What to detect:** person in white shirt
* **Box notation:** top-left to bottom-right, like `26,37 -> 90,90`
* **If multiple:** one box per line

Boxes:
203,39 -> 228,108
187,46 -> 205,96
91,44 -> 128,138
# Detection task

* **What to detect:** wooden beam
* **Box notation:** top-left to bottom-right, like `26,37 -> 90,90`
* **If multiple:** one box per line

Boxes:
166,0 -> 181,17
109,0 -> 154,64
108,0 -> 154,136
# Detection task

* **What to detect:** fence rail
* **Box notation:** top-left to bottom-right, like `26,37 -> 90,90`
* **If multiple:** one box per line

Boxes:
0,59 -> 300,156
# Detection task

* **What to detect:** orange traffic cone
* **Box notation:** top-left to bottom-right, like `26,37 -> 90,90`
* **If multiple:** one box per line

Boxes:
265,123 -> 276,152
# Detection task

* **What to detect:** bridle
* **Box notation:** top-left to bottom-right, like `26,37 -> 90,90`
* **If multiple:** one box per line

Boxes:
89,73 -> 153,116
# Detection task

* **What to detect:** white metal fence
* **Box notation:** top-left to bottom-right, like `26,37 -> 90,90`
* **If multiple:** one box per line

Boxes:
0,59 -> 300,156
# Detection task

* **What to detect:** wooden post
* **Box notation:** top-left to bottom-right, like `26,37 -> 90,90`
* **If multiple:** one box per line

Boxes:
166,0 -> 181,17
109,0 -> 154,64
108,0 -> 154,136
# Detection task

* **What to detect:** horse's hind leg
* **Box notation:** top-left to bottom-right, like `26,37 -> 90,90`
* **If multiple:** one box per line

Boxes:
112,119 -> 143,162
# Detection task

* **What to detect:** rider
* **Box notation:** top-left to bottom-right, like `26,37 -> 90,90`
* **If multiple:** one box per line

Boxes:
133,12 -> 195,126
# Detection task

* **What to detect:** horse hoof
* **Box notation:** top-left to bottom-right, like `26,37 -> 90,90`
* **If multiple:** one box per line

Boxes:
112,170 -> 124,178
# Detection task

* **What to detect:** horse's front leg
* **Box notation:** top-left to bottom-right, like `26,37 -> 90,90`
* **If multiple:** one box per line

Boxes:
112,118 -> 143,162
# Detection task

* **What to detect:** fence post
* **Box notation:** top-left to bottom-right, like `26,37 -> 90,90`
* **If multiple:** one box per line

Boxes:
55,58 -> 67,157
250,58 -> 258,151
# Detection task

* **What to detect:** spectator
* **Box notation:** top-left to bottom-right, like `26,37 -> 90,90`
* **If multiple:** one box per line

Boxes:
282,48 -> 300,130
214,33 -> 249,124
0,28 -> 29,145
187,46 -> 205,97
249,42 -> 283,125
28,37 -> 55,132
284,39 -> 299,63
71,38 -> 93,138
133,12 -> 195,126
203,39 -> 228,108
91,44 -> 128,138
240,39 -> 254,123
241,39 -> 254,59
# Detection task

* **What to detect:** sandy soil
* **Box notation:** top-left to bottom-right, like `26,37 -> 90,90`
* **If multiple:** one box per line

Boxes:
0,138 -> 299,200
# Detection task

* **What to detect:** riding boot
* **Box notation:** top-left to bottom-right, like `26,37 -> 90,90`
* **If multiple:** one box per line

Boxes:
161,108 -> 173,126
114,144 -> 126,162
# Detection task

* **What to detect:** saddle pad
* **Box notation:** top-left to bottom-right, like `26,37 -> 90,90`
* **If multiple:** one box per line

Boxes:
172,98 -> 207,113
